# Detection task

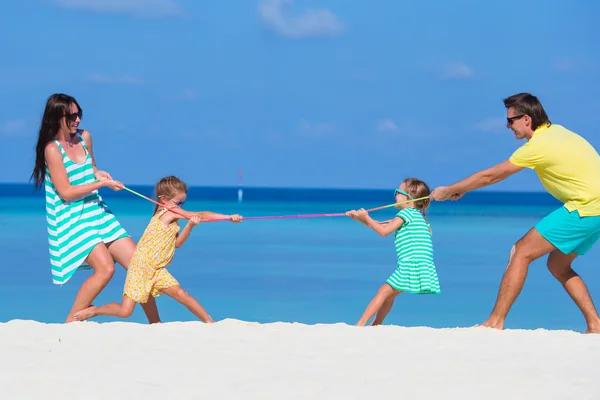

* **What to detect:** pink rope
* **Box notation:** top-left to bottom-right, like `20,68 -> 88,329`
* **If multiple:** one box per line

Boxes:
122,185 -> 429,223
198,201 -> 419,222
200,212 -> 347,222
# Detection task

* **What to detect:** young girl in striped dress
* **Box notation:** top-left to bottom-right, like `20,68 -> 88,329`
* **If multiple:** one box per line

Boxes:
346,177 -> 441,326
74,176 -> 242,323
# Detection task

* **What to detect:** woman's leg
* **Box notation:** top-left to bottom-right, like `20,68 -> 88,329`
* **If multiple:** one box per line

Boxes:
107,237 -> 161,324
355,283 -> 397,327
371,291 -> 401,325
161,286 -> 215,323
65,243 -> 115,323
74,295 -> 137,321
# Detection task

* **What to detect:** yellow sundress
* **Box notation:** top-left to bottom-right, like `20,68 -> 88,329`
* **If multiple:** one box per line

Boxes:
124,208 -> 181,303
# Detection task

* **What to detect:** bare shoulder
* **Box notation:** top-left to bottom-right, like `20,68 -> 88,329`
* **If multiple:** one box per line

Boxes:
158,209 -> 180,225
80,129 -> 92,142
44,141 -> 61,159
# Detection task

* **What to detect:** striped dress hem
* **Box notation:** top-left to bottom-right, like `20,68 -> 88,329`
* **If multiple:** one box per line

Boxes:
45,131 -> 129,285
389,207 -> 441,294
386,261 -> 441,294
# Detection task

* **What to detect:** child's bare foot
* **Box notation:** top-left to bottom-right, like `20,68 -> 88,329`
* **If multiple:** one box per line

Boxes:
73,306 -> 97,321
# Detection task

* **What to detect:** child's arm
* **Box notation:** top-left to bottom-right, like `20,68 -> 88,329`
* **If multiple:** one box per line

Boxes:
175,215 -> 200,248
195,211 -> 242,222
364,216 -> 404,236
353,209 -> 404,237
167,208 -> 242,223
347,210 -> 391,229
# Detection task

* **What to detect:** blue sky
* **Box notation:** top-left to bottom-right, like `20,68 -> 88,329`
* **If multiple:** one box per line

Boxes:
1,0 -> 598,190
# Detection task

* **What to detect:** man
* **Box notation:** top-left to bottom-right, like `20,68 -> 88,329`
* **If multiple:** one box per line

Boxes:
430,92 -> 600,333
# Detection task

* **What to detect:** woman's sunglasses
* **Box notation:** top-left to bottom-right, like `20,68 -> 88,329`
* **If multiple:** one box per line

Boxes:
394,188 -> 413,199
66,109 -> 83,121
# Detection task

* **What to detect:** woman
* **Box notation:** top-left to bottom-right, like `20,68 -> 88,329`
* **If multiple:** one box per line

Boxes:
31,93 -> 161,323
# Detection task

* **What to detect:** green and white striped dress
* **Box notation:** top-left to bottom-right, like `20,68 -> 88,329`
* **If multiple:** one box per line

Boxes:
386,207 -> 441,294
45,131 -> 129,285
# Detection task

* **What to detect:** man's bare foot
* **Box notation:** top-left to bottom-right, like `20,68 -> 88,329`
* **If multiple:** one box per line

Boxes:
73,306 -> 97,322
480,318 -> 504,330
584,322 -> 600,334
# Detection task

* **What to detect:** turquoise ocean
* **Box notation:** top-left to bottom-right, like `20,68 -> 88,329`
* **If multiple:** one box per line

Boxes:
2,183 -> 598,331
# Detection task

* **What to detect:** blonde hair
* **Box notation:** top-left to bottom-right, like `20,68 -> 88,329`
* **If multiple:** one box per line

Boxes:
402,177 -> 432,229
153,175 -> 188,214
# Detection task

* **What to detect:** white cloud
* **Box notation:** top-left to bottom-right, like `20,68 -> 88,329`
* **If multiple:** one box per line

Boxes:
473,117 -> 507,134
297,120 -> 337,138
89,73 -> 145,85
441,62 -> 473,79
52,0 -> 185,18
258,0 -> 344,39
554,60 -> 575,72
175,89 -> 198,101
377,118 -> 398,133
0,119 -> 27,137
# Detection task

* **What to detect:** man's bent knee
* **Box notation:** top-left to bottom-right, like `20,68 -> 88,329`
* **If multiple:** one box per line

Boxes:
512,239 -> 536,263
546,251 -> 577,281
512,228 -> 556,263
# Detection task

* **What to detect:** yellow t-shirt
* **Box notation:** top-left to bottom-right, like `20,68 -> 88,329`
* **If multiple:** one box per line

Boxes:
509,123 -> 600,216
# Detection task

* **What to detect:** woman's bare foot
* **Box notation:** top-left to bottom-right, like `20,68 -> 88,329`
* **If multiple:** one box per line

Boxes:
73,306 -> 97,321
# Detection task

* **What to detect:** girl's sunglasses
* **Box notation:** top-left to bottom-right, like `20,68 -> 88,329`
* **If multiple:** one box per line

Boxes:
394,188 -> 413,199
159,196 -> 185,208
171,199 -> 185,208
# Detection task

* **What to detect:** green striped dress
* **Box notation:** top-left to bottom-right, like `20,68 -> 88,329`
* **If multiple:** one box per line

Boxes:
386,207 -> 441,294
45,131 -> 129,285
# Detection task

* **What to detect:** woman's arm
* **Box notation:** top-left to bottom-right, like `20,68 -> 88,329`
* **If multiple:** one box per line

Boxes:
45,143 -> 117,201
81,130 -> 112,180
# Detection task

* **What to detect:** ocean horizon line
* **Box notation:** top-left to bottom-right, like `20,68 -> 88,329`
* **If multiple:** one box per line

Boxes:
0,181 -> 549,194
0,182 -> 560,206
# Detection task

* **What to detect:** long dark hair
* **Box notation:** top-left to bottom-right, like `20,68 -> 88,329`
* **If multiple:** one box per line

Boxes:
30,94 -> 82,189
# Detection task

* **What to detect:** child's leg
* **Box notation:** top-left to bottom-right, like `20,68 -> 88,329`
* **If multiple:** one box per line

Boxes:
371,291 -> 402,326
73,295 -> 137,321
161,285 -> 215,323
355,283 -> 398,327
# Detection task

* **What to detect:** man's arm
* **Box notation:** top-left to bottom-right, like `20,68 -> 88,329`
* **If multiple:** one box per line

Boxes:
436,160 -> 523,199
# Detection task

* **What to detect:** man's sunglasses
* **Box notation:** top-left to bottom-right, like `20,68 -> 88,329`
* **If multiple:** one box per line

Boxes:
506,114 -> 524,125
66,109 -> 83,121
394,189 -> 413,199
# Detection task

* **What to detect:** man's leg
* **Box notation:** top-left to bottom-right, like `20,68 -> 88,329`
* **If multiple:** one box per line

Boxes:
547,250 -> 600,333
481,227 -> 556,329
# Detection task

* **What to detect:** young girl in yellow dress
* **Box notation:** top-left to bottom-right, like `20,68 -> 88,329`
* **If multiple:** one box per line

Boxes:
74,176 -> 243,323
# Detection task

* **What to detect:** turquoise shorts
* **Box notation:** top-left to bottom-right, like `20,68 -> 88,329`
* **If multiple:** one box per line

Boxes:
535,206 -> 600,255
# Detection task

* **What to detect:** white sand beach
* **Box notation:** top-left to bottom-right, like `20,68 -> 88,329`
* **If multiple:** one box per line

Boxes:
1,319 -> 599,399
